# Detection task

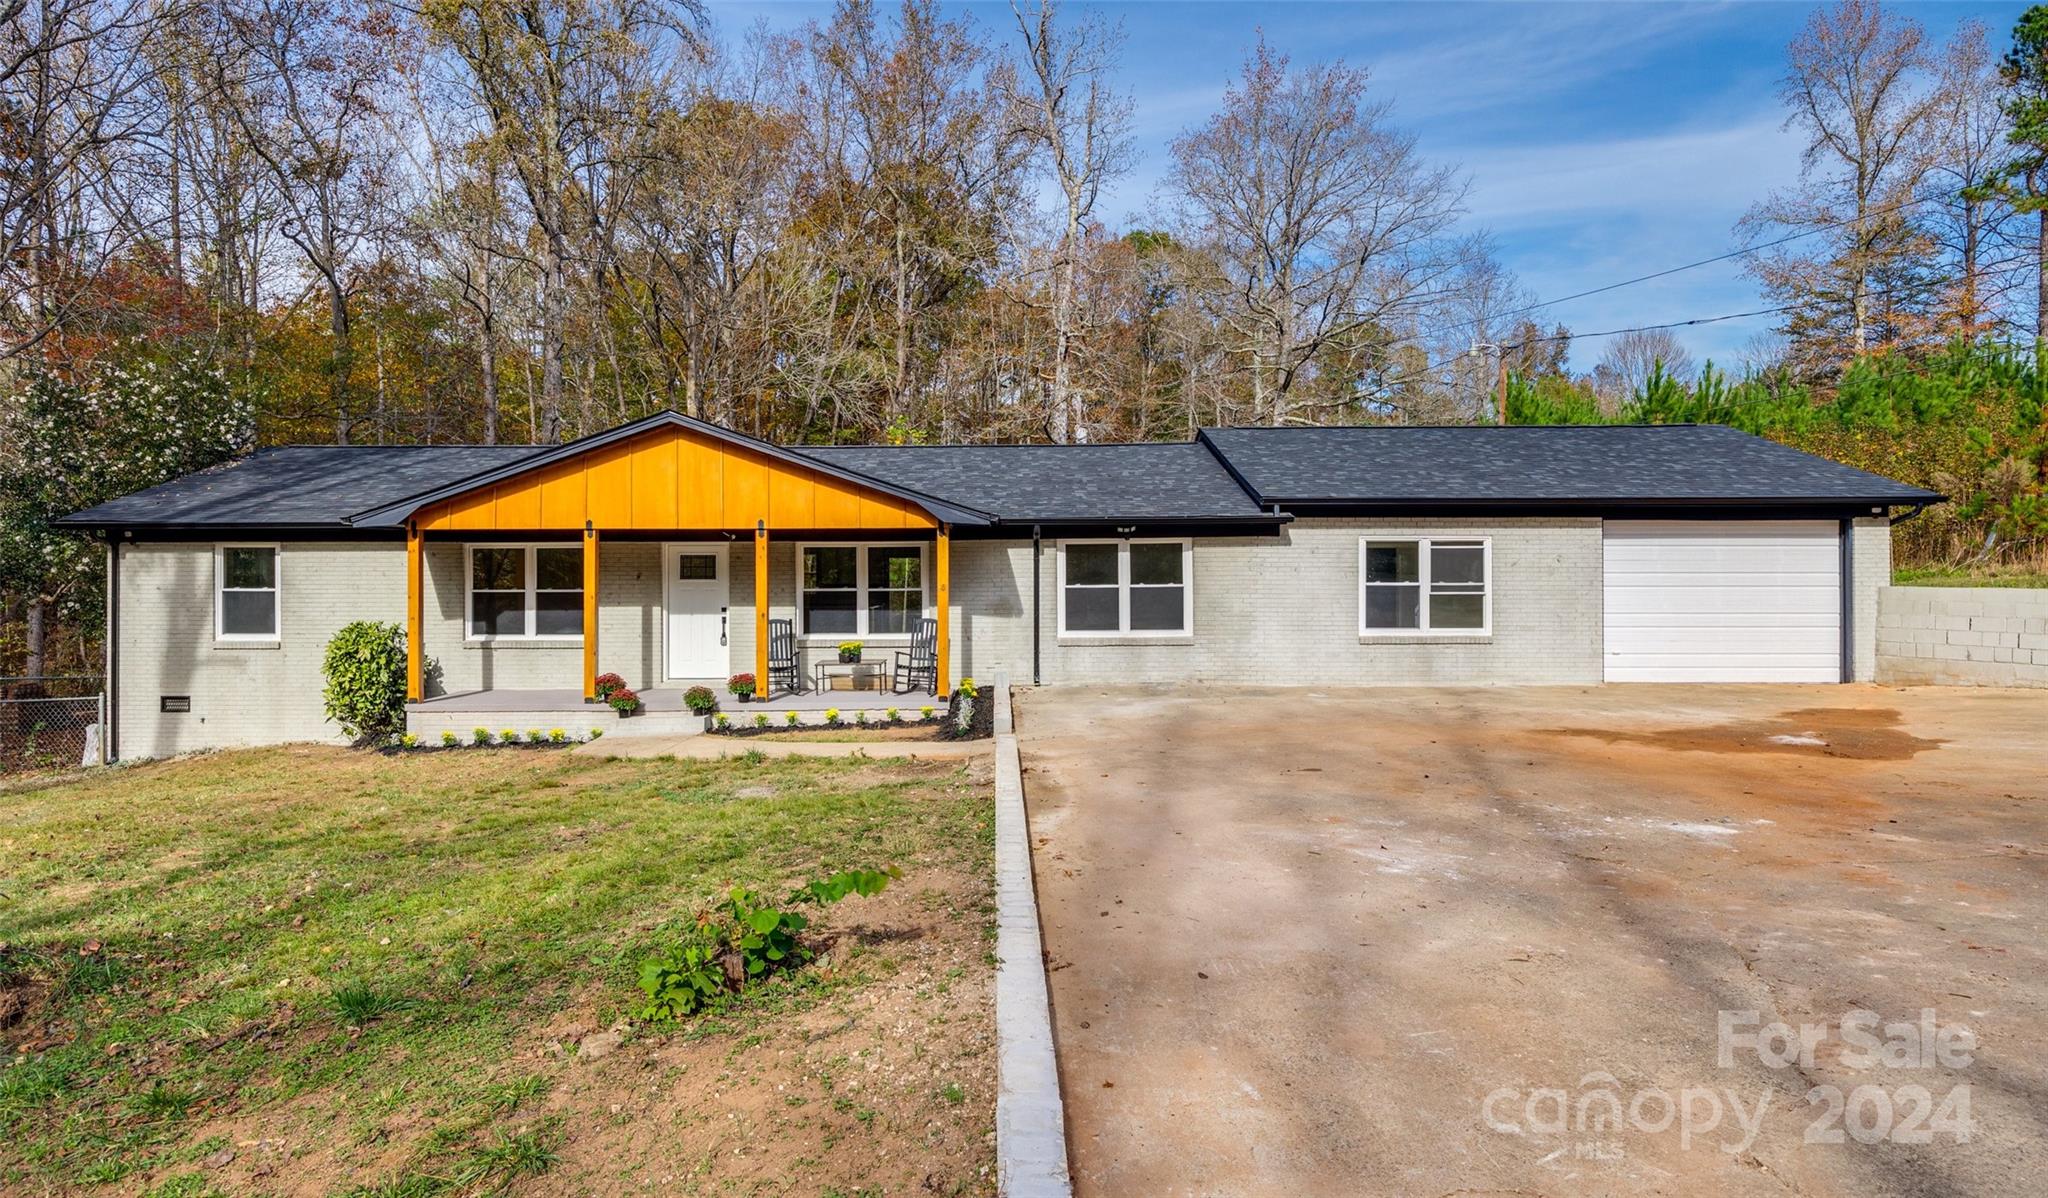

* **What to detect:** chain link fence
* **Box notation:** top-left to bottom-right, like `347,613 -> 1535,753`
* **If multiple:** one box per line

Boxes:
0,676 -> 105,774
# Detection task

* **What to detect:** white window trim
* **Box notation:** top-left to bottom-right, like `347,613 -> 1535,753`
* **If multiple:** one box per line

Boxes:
793,541 -> 932,641
465,542 -> 585,643
215,543 -> 280,642
1358,536 -> 1492,638
1056,538 -> 1195,638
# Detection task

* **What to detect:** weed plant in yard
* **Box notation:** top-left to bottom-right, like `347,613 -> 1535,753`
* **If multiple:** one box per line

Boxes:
0,744 -> 995,1195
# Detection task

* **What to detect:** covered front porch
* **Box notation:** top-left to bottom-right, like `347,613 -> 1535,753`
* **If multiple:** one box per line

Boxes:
404,684 -> 945,740
360,412 -> 981,720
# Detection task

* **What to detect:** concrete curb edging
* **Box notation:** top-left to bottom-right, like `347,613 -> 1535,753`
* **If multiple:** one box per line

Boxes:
992,671 -> 1073,1197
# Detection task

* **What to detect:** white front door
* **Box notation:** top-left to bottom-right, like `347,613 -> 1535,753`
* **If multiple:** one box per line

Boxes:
665,545 -> 728,679
1602,520 -> 1842,683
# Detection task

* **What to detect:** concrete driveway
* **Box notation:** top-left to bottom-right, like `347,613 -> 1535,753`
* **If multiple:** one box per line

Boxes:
1017,684 -> 2048,1197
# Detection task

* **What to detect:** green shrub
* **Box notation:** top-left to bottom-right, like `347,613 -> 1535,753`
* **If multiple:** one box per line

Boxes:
320,621 -> 408,743
753,712 -> 770,728
714,713 -> 731,729
920,705 -> 935,719
586,727 -> 604,741
525,728 -> 542,744
854,710 -> 868,725
637,867 -> 900,1021
886,707 -> 900,722
785,710 -> 800,726
472,726 -> 491,745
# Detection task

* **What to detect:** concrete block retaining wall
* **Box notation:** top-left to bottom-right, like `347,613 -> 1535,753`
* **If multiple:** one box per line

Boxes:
1876,585 -> 2048,688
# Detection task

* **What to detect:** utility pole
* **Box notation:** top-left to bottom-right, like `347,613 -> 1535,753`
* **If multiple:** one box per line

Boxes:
1496,345 -> 1509,426
1473,342 -> 1509,425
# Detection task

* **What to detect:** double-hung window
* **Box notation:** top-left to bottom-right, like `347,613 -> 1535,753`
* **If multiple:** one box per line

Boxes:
797,543 -> 927,637
216,544 -> 279,640
468,544 -> 583,639
1359,537 -> 1489,635
1058,539 -> 1192,636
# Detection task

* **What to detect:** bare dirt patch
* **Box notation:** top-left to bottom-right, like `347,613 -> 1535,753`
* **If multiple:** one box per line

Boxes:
1541,705 -> 1946,761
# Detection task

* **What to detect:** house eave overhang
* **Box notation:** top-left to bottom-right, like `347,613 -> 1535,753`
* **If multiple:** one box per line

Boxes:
345,410 -> 995,529
1267,494 -> 1946,518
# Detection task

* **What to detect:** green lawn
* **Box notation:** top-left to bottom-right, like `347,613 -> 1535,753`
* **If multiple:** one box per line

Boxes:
1893,564 -> 2048,588
0,744 -> 994,1196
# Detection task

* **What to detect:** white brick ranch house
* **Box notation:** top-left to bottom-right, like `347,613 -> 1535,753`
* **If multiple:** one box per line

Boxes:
59,412 -> 1939,760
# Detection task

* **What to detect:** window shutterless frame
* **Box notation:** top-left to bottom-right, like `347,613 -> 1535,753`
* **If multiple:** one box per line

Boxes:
1357,536 -> 1491,637
464,543 -> 585,642
792,542 -> 931,639
214,543 -> 280,641
1055,538 -> 1194,637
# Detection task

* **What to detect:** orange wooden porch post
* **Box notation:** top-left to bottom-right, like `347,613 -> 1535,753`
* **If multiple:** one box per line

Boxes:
935,524 -> 951,694
582,526 -> 600,700
754,522 -> 770,694
405,522 -> 423,702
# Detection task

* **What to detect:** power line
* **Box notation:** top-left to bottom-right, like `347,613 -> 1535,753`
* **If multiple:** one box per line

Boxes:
1455,191 -> 1936,336
1500,253 -> 2044,351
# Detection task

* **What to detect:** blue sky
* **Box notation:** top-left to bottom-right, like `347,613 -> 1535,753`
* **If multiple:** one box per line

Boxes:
707,1 -> 2031,371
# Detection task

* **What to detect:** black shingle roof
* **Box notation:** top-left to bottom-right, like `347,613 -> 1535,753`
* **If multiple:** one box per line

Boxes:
57,421 -> 1941,530
1198,424 -> 1943,506
60,445 -> 541,528
796,442 -> 1272,524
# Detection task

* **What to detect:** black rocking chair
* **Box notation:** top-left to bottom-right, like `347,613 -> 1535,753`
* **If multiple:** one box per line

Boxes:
767,618 -> 801,696
893,617 -> 938,694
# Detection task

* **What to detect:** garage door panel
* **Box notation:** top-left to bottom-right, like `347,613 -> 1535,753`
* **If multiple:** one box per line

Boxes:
1606,626 -> 1840,655
1603,520 -> 1841,683
1604,585 -> 1842,616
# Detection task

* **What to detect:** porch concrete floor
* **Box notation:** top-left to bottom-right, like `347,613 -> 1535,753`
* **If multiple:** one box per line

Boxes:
411,685 -> 944,715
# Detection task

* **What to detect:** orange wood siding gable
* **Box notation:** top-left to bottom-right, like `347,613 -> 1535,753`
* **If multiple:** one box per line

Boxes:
413,426 -> 939,532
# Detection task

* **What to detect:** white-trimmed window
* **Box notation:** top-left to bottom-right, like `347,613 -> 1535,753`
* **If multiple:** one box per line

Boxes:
1360,537 -> 1489,635
1058,539 -> 1192,636
216,544 -> 279,640
796,542 -> 929,638
467,544 -> 583,640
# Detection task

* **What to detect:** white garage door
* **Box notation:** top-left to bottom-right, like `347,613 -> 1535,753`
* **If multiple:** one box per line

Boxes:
1603,520 -> 1841,683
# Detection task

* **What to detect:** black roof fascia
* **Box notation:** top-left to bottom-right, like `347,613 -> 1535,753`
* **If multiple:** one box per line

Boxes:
346,410 -> 995,528
1272,496 -> 1942,519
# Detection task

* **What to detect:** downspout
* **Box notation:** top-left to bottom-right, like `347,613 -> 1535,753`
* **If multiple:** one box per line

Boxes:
105,535 -> 120,762
1839,517 -> 1853,684
1031,524 -> 1042,686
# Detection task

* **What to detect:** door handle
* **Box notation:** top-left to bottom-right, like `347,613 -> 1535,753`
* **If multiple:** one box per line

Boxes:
720,606 -> 728,646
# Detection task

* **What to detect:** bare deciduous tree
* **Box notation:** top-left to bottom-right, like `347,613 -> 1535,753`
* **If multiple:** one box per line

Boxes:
1741,0 -> 1946,363
1002,0 -> 1130,442
1164,39 -> 1468,425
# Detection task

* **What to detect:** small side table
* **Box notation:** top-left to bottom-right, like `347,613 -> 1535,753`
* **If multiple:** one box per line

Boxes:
812,660 -> 888,694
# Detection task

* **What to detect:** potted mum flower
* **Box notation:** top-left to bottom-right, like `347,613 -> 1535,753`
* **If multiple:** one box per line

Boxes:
593,672 -> 626,702
837,640 -> 864,664
683,685 -> 718,715
608,687 -> 642,718
727,673 -> 757,703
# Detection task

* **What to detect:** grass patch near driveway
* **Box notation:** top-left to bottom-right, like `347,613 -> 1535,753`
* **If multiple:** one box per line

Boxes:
0,744 -> 995,1195
1893,563 -> 2048,588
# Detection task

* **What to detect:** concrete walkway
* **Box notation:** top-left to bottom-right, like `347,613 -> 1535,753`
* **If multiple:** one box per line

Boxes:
574,734 -> 987,761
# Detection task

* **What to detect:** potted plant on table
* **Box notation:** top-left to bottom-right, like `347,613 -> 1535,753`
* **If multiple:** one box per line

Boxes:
608,687 -> 642,718
727,673 -> 757,703
837,640 -> 864,664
